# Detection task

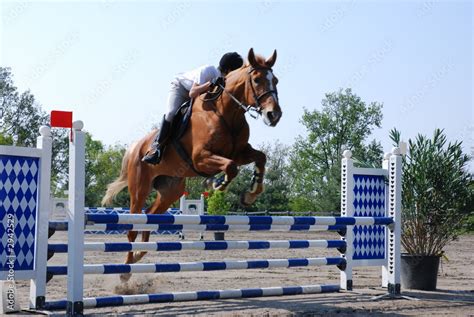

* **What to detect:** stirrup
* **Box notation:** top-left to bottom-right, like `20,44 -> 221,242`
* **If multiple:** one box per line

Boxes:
142,148 -> 162,165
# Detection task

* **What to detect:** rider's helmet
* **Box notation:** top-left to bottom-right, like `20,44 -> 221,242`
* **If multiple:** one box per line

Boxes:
219,52 -> 244,74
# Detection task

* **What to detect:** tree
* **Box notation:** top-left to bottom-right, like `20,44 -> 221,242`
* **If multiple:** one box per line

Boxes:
0,133 -> 13,145
83,134 -> 108,206
289,88 -> 383,212
82,135 -> 129,207
184,177 -> 207,199
252,141 -> 291,211
1,67 -> 69,193
0,68 -> 48,147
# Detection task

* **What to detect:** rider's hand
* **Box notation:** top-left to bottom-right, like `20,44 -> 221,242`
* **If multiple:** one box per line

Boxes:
210,77 -> 224,88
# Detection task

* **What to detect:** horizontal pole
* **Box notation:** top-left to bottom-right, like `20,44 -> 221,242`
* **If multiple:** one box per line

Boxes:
49,221 -> 68,231
48,240 -> 347,253
44,284 -> 340,310
85,214 -> 394,226
49,222 -> 347,232
47,257 -> 346,276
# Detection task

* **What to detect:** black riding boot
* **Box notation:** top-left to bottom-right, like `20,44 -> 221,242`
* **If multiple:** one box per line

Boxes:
142,116 -> 172,165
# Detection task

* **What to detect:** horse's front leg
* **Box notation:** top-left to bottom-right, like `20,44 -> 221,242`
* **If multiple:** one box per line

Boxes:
235,144 -> 267,206
196,151 -> 239,191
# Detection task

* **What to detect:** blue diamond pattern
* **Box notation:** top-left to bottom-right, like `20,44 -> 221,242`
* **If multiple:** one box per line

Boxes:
352,174 -> 385,260
0,155 -> 39,273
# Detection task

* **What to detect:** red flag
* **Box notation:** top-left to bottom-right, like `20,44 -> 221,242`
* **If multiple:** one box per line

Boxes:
50,111 -> 73,128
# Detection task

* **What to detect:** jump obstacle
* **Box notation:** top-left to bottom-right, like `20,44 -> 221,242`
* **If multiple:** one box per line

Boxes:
0,121 -> 402,315
49,194 -> 204,236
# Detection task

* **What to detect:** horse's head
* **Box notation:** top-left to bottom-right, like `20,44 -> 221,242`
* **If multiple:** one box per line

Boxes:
245,48 -> 282,127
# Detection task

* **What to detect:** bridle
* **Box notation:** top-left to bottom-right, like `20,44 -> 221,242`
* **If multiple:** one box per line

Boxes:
203,66 -> 278,119
247,66 -> 279,114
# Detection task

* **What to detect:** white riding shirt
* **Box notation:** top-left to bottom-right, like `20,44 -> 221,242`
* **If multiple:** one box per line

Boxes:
177,65 -> 221,90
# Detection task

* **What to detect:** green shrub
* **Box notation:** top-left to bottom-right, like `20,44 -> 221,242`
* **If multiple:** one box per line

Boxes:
391,128 -> 473,255
207,191 -> 231,215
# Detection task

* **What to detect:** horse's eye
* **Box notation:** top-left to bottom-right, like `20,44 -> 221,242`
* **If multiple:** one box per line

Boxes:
253,78 -> 261,85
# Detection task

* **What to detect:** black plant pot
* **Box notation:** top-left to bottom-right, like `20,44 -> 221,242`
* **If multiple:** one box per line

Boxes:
214,232 -> 225,240
401,254 -> 440,291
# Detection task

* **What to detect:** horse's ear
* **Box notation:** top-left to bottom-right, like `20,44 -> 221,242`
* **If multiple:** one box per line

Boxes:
248,48 -> 258,68
265,50 -> 277,68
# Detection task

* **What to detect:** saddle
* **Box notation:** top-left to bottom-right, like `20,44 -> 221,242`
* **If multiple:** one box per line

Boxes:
170,100 -> 193,141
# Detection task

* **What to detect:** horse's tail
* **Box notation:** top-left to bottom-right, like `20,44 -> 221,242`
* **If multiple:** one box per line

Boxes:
101,147 -> 131,206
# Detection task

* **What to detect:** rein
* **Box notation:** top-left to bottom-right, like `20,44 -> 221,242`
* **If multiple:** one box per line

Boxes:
218,84 -> 261,119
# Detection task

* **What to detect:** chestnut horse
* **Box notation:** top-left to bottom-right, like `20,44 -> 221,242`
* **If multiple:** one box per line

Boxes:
102,48 -> 282,280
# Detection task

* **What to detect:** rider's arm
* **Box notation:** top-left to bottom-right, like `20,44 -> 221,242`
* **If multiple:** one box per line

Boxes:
189,65 -> 220,98
189,81 -> 212,98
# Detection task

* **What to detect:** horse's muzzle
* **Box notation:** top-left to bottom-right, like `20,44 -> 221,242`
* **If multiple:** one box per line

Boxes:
263,109 -> 282,127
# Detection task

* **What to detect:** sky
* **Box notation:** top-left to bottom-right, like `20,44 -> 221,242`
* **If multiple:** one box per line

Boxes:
1,1 -> 473,166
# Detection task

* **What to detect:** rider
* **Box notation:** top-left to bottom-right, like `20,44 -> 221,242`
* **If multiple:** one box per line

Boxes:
142,52 -> 244,165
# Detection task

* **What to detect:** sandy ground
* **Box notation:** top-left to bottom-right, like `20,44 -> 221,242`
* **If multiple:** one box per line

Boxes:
12,231 -> 474,316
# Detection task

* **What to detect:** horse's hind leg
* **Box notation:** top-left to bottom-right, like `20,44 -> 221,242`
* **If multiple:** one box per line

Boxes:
132,176 -> 185,263
125,188 -> 148,264
121,181 -> 151,282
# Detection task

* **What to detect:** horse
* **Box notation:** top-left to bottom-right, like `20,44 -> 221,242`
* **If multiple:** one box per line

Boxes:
102,48 -> 282,281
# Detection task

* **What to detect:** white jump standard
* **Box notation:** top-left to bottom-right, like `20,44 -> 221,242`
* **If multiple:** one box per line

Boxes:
0,121 -> 402,315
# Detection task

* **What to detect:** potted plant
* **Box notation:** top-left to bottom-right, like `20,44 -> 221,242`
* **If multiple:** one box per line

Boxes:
390,128 -> 473,290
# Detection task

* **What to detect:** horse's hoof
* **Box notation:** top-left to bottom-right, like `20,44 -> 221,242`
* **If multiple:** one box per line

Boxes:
202,177 -> 214,189
213,175 -> 228,191
120,273 -> 132,283
240,192 -> 257,207
213,183 -> 228,191
249,183 -> 265,195
133,251 -> 147,263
